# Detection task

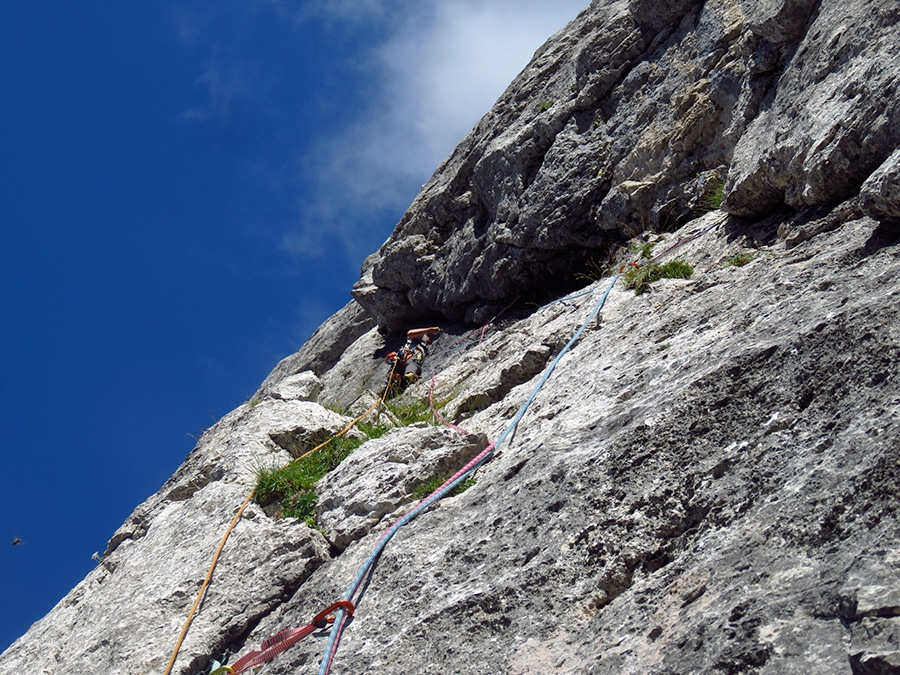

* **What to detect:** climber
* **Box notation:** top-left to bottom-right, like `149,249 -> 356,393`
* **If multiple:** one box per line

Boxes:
385,327 -> 440,394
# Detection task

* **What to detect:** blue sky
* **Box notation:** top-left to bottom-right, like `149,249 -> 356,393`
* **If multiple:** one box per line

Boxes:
0,0 -> 586,651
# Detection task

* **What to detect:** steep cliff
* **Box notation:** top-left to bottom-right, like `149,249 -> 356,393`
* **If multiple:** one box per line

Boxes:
3,1 -> 899,674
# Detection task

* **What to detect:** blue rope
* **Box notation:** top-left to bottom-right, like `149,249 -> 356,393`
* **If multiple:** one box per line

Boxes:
541,286 -> 597,307
491,275 -> 619,450
318,274 -> 620,674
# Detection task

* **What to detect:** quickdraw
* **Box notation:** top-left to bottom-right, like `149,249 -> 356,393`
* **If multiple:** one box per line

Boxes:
207,601 -> 355,675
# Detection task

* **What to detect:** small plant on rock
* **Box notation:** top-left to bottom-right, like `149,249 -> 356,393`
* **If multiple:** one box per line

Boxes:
536,99 -> 555,112
726,252 -> 753,267
412,475 -> 476,501
623,259 -> 694,295
253,394 -> 440,525
660,260 -> 694,278
386,397 -> 436,426
254,433 -> 362,524
575,258 -> 609,283
632,240 -> 656,260
699,177 -> 725,212
253,422 -> 384,524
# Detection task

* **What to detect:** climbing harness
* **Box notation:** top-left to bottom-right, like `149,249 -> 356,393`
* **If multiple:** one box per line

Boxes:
316,274 -> 620,674
384,328 -> 439,396
384,346 -> 417,393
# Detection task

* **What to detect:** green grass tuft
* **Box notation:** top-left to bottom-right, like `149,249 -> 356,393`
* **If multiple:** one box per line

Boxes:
659,259 -> 694,279
412,475 -> 476,501
385,397 -> 436,426
632,240 -> 656,259
726,252 -> 753,267
254,432 -> 367,520
699,177 -> 725,212
623,259 -> 694,295
254,397 -> 437,522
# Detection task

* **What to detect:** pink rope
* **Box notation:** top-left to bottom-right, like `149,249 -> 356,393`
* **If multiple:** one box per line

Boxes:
428,376 -> 470,435
230,624 -> 317,672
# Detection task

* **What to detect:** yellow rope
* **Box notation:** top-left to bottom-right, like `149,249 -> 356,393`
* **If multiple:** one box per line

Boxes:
163,371 -> 397,675
163,490 -> 256,675
292,393 -> 384,464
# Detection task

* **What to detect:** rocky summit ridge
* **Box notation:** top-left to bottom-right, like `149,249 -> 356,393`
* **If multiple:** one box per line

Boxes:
3,1 -> 900,674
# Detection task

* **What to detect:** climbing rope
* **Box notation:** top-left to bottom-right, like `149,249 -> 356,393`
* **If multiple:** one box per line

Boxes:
168,269 -> 631,674
163,490 -> 256,675
317,274 -> 620,674
650,218 -> 722,263
204,601 -> 354,674
163,374 -> 398,675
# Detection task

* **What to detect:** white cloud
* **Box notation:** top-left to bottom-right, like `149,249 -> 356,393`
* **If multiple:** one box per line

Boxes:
170,5 -> 264,126
261,0 -> 393,24
282,0 -> 588,262
181,49 -> 255,122
381,2 -> 585,171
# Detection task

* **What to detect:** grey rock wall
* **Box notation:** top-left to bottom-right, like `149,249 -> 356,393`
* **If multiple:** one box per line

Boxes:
862,148 -> 900,225
352,0 -> 900,331
725,0 -> 900,217
256,299 -> 376,398
228,210 -> 900,675
3,1 -> 899,674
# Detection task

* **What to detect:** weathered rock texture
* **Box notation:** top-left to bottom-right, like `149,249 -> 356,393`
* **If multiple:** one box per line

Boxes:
3,1 -> 899,674
351,0 -> 900,330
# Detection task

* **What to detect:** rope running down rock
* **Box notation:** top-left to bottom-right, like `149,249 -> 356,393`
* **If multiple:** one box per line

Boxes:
162,374 -> 396,675
317,273 -> 620,674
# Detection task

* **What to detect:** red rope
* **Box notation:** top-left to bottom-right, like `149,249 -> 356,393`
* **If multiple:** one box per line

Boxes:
230,625 -> 317,672
428,376 -> 470,435
227,601 -> 354,673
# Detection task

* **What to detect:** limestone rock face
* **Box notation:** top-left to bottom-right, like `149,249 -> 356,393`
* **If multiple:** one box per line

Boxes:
0,398 -> 341,675
351,0 -> 900,331
265,371 -> 323,403
229,213 -> 900,675
4,2 -> 900,675
724,0 -> 900,217
316,425 -> 488,551
255,299 -> 376,397
861,148 -> 900,225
